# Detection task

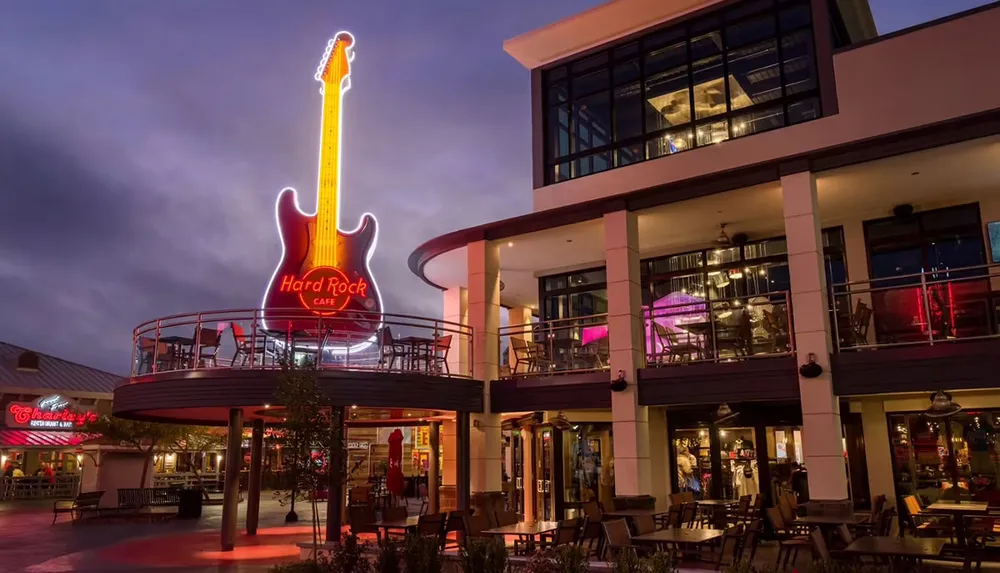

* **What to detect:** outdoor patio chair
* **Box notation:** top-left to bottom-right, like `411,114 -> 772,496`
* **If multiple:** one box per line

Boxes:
430,334 -> 451,375
195,327 -> 222,367
654,323 -> 701,363
510,337 -> 553,375
230,322 -> 270,366
494,509 -> 519,527
539,517 -> 583,550
902,495 -> 953,539
416,512 -> 447,547
766,507 -> 811,570
348,504 -> 381,541
633,513 -> 657,535
851,300 -> 872,346
377,327 -> 407,371
462,513 -> 491,542
137,337 -> 169,374
602,518 -> 634,559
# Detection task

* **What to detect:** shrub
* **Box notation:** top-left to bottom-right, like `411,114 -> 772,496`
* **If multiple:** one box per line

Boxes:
377,540 -> 401,573
403,534 -> 443,573
459,536 -> 510,573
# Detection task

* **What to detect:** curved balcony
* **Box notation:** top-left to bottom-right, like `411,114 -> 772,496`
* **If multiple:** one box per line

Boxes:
130,308 -> 473,380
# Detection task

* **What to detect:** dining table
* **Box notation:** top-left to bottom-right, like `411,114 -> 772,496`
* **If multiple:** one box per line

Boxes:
632,527 -> 724,561
157,335 -> 195,370
926,500 -> 989,547
395,336 -> 436,372
482,521 -> 560,553
842,536 -> 946,569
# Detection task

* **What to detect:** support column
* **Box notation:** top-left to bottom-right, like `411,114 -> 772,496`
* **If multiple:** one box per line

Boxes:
326,407 -> 346,542
456,412 -> 471,511
860,401 -> 896,504
604,210 -> 652,499
647,407 -> 671,510
841,219 -> 874,345
428,422 -> 440,514
520,425 -> 536,522
467,241 -> 503,494
246,419 -> 264,536
221,408 -> 244,551
444,287 -> 470,377
782,171 -> 849,502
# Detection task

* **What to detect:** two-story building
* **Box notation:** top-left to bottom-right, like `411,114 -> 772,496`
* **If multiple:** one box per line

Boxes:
409,0 -> 1000,519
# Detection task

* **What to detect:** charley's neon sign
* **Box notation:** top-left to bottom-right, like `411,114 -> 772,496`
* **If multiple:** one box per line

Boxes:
6,395 -> 97,429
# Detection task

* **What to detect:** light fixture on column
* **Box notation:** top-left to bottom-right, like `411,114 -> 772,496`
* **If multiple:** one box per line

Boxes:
926,391 -> 961,418
799,353 -> 823,378
610,370 -> 628,392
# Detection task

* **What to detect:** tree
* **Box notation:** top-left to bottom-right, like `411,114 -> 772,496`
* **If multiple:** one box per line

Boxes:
272,359 -> 345,559
83,416 -> 203,488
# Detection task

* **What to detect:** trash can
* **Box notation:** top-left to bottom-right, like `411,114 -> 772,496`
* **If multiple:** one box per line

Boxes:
178,487 -> 203,519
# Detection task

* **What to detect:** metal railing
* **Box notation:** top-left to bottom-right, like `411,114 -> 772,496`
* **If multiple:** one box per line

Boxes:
499,314 -> 610,378
0,475 -> 80,500
830,263 -> 1000,352
644,291 -> 794,365
131,308 -> 473,379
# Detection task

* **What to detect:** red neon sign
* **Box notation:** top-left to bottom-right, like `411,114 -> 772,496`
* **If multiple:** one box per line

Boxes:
277,269 -> 369,315
5,395 -> 98,429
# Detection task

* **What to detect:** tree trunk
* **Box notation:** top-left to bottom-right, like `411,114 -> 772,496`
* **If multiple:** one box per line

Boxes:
140,448 -> 153,488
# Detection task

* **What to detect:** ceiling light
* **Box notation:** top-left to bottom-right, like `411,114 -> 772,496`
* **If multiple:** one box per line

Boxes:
507,241 -> 514,247
351,405 -> 357,410
926,391 -> 961,418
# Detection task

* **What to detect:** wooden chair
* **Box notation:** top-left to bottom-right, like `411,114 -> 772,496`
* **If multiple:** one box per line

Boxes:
348,504 -> 380,541
654,323 -> 701,363
541,517 -> 582,549
766,507 -> 811,570
902,495 -> 953,538
851,300 -> 872,346
137,337 -> 168,373
681,502 -> 699,528
602,518 -> 633,559
230,322 -> 269,366
713,525 -> 744,571
444,509 -> 470,550
417,512 -> 447,547
811,528 -> 832,563
633,513 -> 657,535
417,483 -> 428,515
736,519 -> 762,564
494,509 -> 519,527
462,513 -> 491,543
510,337 -> 553,375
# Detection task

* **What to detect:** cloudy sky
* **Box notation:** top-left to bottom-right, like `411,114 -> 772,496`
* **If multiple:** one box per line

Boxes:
0,0 -> 992,375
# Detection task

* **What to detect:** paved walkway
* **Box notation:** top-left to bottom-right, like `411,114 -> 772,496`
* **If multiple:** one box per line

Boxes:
0,497 -> 327,572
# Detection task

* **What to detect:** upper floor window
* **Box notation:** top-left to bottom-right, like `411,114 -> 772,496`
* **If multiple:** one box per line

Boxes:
544,0 -> 820,184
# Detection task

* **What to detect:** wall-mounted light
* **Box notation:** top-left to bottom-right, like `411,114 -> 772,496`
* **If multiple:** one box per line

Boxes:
799,353 -> 823,378
610,370 -> 628,392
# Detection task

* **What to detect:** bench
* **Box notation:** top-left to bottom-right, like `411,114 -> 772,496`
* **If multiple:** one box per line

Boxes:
117,487 -> 181,510
52,491 -> 105,524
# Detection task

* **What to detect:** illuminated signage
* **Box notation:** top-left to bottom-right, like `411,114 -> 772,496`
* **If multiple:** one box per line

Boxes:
261,31 -> 383,349
347,440 -> 370,450
6,394 -> 97,430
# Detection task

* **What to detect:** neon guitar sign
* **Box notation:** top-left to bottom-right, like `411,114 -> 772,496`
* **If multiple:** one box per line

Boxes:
262,31 -> 383,348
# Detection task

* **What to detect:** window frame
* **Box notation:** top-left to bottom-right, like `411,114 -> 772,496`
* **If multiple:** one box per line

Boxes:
542,0 -> 820,184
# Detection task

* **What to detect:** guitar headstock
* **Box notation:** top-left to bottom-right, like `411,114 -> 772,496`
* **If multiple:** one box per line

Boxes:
315,31 -> 355,93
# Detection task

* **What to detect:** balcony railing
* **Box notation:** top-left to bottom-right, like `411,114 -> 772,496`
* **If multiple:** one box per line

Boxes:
499,314 -> 610,378
644,291 -> 794,365
831,263 -> 1000,352
131,309 -> 473,379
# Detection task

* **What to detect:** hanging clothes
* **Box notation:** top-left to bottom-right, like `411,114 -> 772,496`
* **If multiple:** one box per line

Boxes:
733,460 -> 759,498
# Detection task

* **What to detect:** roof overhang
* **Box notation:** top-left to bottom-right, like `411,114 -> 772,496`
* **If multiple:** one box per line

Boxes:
504,0 -> 722,69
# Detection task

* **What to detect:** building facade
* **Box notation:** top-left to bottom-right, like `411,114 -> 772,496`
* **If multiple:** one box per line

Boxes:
409,0 -> 1000,517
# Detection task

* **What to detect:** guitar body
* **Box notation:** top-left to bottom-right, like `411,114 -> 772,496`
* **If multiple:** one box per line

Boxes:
262,187 -> 382,341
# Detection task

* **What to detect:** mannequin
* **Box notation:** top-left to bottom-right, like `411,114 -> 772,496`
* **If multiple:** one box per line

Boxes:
677,445 -> 699,493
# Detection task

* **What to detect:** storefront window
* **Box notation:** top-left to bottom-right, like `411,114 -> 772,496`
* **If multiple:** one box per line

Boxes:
719,426 -> 758,500
675,429 -> 712,499
864,204 -> 989,344
889,410 -> 1000,503
563,423 -> 614,516
766,426 -> 806,503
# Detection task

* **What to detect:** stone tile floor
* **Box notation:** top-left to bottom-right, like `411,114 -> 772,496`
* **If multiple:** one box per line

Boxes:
1,497 -> 325,572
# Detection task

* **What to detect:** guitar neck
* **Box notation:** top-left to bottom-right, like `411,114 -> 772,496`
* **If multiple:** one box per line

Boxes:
315,72 -> 345,267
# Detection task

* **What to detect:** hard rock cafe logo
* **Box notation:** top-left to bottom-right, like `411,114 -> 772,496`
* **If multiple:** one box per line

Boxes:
278,266 -> 369,314
6,394 -> 98,429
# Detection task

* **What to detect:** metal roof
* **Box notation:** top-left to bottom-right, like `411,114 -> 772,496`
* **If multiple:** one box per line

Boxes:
0,341 -> 121,397
0,429 -> 95,448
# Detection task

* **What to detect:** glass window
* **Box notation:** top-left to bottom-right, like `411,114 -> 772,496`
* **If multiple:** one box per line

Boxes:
720,426 -> 758,500
542,0 -> 819,183
727,40 -> 781,110
614,82 -> 643,141
889,411 -> 1000,502
766,426 -> 807,503
645,66 -> 691,132
675,429 -> 712,500
540,269 -> 608,322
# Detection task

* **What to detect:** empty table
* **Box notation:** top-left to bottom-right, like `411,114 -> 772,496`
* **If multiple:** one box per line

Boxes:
843,536 -> 946,569
632,527 -> 724,552
926,501 -> 988,546
483,521 -> 559,552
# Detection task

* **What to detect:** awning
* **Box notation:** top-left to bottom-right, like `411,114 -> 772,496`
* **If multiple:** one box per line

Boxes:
0,430 -> 96,448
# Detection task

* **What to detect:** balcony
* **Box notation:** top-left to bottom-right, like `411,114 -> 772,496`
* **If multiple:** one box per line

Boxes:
130,309 -> 473,379
831,264 -> 1000,352
644,290 -> 795,366
499,314 -> 610,379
